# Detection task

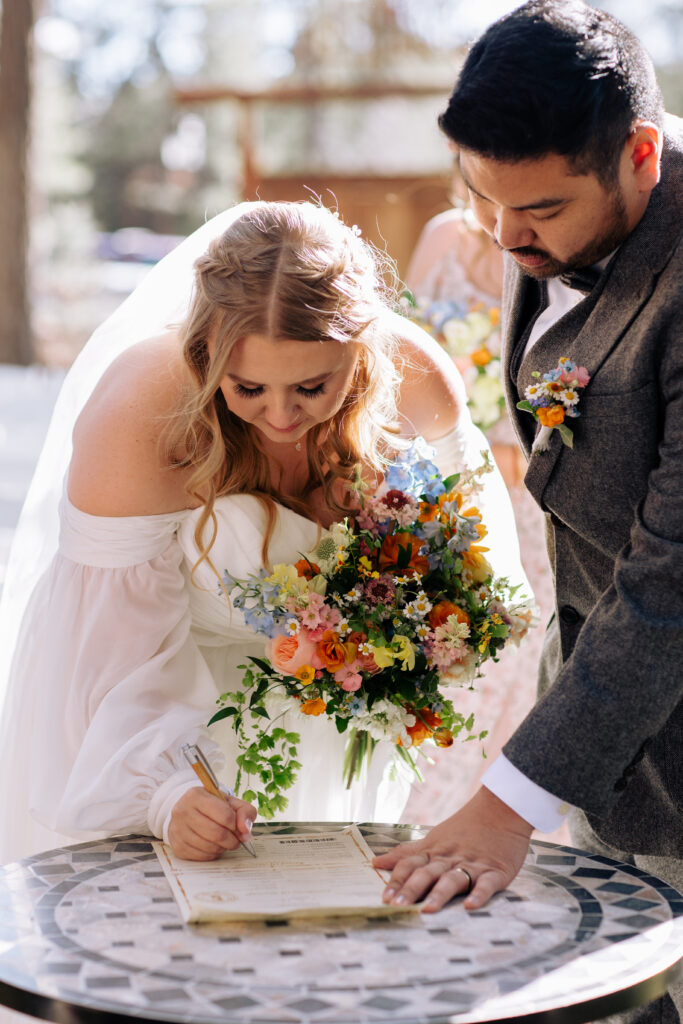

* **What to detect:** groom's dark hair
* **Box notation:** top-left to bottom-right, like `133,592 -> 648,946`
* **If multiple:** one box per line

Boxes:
439,0 -> 664,186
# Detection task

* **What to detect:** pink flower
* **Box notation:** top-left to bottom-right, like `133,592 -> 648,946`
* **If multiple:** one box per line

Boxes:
355,509 -> 380,534
319,604 -> 341,630
298,593 -> 324,629
267,631 -> 319,674
424,638 -> 468,671
561,366 -> 590,387
334,662 -> 363,691
364,574 -> 396,608
306,626 -> 327,642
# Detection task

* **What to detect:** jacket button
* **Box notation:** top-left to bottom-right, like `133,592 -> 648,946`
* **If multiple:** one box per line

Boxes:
560,605 -> 582,625
614,777 -> 628,792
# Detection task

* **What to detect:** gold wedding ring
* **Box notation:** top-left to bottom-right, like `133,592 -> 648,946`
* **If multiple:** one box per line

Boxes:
454,865 -> 473,894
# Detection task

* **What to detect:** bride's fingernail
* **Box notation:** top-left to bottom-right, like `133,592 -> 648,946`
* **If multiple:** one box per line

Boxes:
245,819 -> 253,832
383,887 -> 396,901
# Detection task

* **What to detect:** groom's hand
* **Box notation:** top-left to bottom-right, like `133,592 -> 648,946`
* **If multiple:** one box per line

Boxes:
372,787 -> 533,912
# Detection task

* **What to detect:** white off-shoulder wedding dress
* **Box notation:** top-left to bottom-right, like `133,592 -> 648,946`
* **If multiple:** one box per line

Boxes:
0,418 -> 527,865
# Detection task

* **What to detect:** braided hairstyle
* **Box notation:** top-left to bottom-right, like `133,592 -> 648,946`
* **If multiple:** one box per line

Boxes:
166,201 -> 401,570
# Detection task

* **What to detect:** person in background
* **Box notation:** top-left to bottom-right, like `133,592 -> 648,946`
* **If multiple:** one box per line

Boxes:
401,160 -> 553,831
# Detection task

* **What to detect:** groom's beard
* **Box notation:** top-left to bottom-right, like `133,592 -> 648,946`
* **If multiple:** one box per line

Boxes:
497,187 -> 630,279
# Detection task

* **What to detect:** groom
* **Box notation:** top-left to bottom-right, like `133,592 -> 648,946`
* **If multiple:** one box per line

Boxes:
377,0 -> 682,1016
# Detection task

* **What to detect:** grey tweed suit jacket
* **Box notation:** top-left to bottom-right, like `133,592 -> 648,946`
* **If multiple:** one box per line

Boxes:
501,115 -> 683,857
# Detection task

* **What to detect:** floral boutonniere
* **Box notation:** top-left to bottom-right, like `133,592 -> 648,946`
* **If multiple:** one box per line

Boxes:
517,357 -> 591,454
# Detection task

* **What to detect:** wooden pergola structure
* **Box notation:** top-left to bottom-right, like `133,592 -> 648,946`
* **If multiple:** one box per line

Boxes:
174,82 -> 455,277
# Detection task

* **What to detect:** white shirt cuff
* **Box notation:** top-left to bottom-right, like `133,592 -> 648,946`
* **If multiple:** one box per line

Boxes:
147,768 -> 202,843
481,754 -> 573,833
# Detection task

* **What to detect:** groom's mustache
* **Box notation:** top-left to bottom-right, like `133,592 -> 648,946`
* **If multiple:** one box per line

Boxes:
494,242 -> 549,258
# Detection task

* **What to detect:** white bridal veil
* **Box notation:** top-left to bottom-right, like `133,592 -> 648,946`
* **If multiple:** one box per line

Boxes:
0,203 -> 262,861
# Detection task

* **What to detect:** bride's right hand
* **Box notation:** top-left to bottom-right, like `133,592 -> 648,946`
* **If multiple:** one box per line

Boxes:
168,788 -> 257,860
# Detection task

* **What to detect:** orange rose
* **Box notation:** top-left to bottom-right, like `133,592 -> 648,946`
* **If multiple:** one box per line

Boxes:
300,697 -> 327,716
428,600 -> 470,629
537,405 -> 566,427
316,630 -> 350,671
489,307 -> 500,326
378,532 -> 430,577
294,558 -> 321,580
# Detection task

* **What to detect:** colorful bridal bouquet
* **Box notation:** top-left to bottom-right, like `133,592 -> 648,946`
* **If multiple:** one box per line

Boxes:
209,441 -> 535,819
517,357 -> 591,453
401,294 -> 506,432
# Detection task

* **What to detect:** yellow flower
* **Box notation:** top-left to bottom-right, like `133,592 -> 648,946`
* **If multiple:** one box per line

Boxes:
392,635 -> 416,671
266,563 -> 299,591
358,556 -> 374,576
308,575 -> 328,596
295,665 -> 316,686
370,644 -> 395,669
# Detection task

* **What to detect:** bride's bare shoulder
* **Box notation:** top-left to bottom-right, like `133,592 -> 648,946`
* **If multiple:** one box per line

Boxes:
386,310 -> 466,442
69,332 -> 194,516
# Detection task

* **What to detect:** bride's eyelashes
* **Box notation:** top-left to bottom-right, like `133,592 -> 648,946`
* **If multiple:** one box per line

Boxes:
232,383 -> 327,400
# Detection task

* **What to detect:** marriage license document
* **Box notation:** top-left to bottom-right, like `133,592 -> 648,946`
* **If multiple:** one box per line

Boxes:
153,825 -> 416,922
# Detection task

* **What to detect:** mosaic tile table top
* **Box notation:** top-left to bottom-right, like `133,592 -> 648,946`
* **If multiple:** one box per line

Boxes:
0,823 -> 681,1024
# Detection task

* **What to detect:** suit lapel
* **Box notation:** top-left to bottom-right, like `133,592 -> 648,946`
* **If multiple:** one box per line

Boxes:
520,254 -> 656,506
504,151 -> 678,509
502,266 -> 537,457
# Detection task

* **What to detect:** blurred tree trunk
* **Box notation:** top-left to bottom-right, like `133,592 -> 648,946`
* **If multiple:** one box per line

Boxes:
0,0 -> 34,364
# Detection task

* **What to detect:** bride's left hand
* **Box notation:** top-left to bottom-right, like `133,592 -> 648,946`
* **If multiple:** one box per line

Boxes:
372,787 -> 533,912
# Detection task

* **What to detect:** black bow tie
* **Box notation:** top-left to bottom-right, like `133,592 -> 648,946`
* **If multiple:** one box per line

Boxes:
558,266 -> 601,295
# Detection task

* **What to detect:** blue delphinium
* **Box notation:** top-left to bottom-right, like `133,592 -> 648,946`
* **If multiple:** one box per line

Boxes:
385,438 -> 445,502
243,605 -> 279,638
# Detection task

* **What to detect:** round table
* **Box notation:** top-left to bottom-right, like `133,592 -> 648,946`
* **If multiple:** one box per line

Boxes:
0,823 -> 681,1024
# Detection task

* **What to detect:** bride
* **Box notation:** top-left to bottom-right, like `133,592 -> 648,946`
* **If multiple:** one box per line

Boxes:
0,201 -> 528,864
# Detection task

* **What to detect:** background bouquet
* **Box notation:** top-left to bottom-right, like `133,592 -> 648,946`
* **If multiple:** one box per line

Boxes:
401,293 -> 505,432
210,440 -> 535,819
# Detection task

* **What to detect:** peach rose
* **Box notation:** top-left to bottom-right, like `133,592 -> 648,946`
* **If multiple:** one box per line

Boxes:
267,631 -> 318,674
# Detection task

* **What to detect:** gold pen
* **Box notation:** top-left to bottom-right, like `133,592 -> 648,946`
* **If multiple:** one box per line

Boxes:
182,743 -> 256,857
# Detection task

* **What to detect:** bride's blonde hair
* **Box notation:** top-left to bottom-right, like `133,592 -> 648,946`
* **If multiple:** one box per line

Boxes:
166,201 -> 402,570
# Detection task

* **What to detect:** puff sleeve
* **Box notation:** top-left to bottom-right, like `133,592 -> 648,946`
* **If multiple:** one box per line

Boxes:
0,497 -> 225,861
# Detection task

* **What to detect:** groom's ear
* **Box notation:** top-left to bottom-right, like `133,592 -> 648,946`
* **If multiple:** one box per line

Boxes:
625,121 -> 661,194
